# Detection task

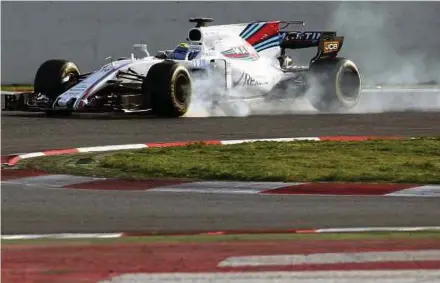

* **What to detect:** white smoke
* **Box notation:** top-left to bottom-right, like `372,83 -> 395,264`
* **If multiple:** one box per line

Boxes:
185,2 -> 440,118
326,2 -> 440,113
185,55 -> 319,118
327,2 -> 440,86
352,89 -> 440,113
185,66 -> 254,117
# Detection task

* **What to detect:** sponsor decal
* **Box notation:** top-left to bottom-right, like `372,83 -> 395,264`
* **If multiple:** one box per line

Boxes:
221,46 -> 259,60
323,41 -> 339,53
233,72 -> 269,87
284,31 -> 322,41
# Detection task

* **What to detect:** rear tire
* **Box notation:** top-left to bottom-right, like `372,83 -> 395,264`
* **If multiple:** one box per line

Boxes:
34,59 -> 80,117
307,58 -> 361,112
142,60 -> 192,117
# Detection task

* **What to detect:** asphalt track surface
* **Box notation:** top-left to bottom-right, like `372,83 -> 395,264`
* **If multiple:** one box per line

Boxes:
3,183 -> 440,234
2,111 -> 440,155
2,94 -> 440,234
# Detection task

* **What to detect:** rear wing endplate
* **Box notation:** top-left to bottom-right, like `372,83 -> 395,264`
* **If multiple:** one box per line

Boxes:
280,31 -> 344,62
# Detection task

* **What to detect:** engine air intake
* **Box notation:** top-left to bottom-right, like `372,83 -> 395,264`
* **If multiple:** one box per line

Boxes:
188,29 -> 202,41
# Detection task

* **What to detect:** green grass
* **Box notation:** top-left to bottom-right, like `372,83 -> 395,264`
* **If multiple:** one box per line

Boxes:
1,84 -> 33,91
3,231 -> 440,246
19,138 -> 440,184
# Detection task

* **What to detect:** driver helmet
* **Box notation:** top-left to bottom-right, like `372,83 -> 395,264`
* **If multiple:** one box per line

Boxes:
172,42 -> 189,60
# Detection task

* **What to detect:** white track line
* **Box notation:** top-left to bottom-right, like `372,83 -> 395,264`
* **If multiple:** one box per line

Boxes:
218,250 -> 440,267
2,226 -> 440,240
316,227 -> 440,233
3,174 -> 104,187
386,186 -> 440,197
1,233 -> 123,240
100,270 -> 440,283
77,144 -> 148,153
362,88 -> 440,93
149,181 -> 304,194
220,137 -> 320,145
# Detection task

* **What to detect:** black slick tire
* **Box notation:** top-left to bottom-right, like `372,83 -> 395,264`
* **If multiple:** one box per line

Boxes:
307,58 -> 362,112
142,60 -> 192,117
34,59 -> 80,117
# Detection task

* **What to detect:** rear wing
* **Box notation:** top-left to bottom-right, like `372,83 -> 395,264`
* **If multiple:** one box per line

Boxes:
277,20 -> 344,62
281,31 -> 344,61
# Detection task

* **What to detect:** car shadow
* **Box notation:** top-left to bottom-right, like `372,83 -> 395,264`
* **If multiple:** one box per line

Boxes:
0,111 -> 186,120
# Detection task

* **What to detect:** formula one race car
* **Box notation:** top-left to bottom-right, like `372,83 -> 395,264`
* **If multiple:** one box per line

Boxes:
3,17 -> 362,117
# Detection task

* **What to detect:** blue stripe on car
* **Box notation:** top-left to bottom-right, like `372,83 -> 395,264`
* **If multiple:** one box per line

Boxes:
239,23 -> 257,38
242,23 -> 265,40
255,40 -> 282,52
254,35 -> 283,52
253,35 -> 282,50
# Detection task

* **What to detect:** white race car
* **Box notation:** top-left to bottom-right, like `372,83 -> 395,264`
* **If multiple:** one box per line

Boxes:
3,17 -> 362,117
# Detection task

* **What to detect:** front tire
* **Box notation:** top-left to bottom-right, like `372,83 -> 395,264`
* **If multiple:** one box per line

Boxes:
142,60 -> 192,117
307,58 -> 361,112
34,59 -> 80,117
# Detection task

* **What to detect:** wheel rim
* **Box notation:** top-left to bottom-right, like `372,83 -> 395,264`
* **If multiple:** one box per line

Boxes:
339,67 -> 361,101
63,71 -> 80,89
174,74 -> 191,105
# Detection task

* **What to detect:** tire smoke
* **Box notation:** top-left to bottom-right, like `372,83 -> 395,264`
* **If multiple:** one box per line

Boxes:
184,2 -> 440,117
328,2 -> 440,113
